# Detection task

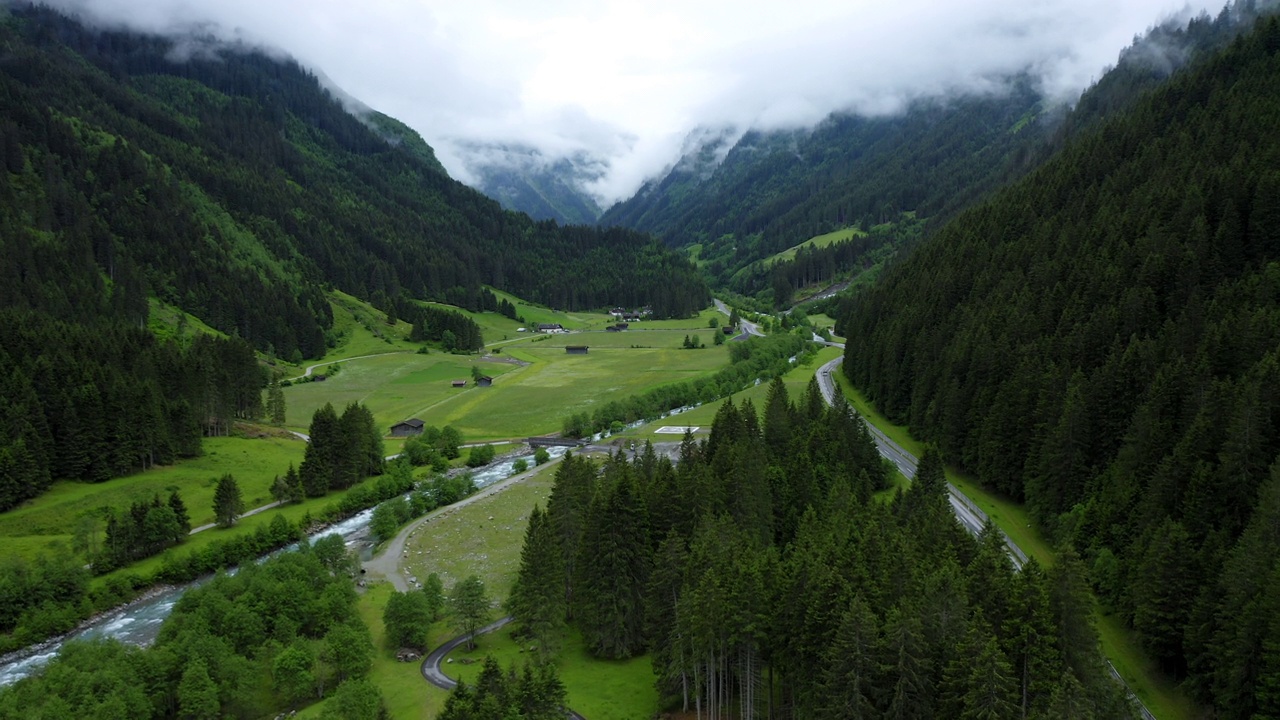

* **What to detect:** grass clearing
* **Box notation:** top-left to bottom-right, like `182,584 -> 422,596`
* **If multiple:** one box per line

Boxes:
766,227 -> 864,266
299,582 -> 453,720
399,463 -> 558,599
0,434 -> 305,546
448,627 -> 659,720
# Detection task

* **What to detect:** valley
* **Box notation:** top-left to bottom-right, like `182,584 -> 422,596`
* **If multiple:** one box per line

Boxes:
4,2 -> 1280,719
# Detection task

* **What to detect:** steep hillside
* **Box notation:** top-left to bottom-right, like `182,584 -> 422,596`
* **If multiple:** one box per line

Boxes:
841,15 -> 1280,716
601,80 -> 1046,286
602,2 -> 1276,306
0,3 -> 707,355
0,3 -> 706,508
460,142 -> 604,225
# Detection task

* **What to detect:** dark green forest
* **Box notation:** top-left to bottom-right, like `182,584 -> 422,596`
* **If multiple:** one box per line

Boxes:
0,2 -> 707,509
841,15 -> 1280,717
502,381 -> 1134,719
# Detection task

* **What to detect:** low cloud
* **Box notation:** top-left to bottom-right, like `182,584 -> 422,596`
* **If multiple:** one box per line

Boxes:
37,0 -> 1222,205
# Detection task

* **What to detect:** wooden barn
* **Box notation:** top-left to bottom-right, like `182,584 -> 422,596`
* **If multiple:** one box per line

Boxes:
565,346 -> 589,355
451,379 -> 467,387
476,376 -> 494,387
390,418 -> 425,437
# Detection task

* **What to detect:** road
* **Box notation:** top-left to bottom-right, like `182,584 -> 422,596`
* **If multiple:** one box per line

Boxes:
188,500 -> 284,535
713,298 -> 764,339
420,616 -> 587,719
817,355 -> 1155,718
817,355 -> 1024,565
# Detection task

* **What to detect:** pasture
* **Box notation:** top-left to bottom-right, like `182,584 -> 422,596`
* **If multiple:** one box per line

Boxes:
0,434 -> 306,562
284,326 -> 733,441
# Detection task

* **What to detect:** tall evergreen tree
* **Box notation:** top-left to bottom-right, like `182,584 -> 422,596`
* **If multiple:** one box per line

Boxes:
506,505 -> 567,657
212,473 -> 244,528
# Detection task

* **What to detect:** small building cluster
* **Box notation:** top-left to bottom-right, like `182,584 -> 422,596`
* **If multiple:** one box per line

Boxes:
605,322 -> 629,332
608,307 -> 651,322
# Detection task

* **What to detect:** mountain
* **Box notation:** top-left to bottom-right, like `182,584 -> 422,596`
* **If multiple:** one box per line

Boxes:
0,2 -> 708,508
600,1 -> 1278,308
841,12 -> 1280,715
459,143 -> 604,225
599,79 -> 1047,299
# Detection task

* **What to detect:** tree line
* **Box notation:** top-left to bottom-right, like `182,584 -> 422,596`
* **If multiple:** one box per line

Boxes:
840,14 -> 1280,716
0,311 -> 266,512
511,379 -> 1133,718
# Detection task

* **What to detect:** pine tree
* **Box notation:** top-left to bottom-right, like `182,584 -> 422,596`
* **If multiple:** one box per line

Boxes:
300,403 -> 339,497
817,595 -> 879,720
506,505 -> 567,657
212,473 -> 244,528
450,575 -> 490,651
168,490 -> 190,538
266,376 -> 286,425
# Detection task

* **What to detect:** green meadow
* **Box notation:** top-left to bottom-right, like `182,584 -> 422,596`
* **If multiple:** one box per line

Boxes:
285,326 -> 733,441
766,226 -> 864,266
0,434 -> 305,562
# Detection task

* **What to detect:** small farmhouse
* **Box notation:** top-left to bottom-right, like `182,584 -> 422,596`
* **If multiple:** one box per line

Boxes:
536,323 -> 565,333
566,345 -> 589,355
390,418 -> 425,437
476,376 -> 494,387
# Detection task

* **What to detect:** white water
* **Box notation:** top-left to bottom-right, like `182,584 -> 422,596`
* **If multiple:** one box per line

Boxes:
0,446 -> 566,687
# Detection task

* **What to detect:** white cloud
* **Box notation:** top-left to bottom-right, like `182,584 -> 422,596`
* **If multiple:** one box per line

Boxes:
39,0 -> 1223,204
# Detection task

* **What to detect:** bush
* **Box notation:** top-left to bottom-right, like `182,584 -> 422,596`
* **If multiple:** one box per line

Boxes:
466,444 -> 496,468
533,447 -> 551,466
512,459 -> 529,475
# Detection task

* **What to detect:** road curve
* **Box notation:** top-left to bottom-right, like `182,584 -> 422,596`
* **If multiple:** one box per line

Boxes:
420,615 -> 586,720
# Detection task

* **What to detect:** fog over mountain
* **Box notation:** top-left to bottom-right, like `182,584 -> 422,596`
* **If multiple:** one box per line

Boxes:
40,0 -> 1223,205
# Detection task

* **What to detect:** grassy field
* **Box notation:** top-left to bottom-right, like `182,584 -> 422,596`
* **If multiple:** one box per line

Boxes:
830,366 -> 1199,719
616,345 -> 844,440
766,227 -> 864,266
0,433 -> 306,562
447,627 -> 659,720
399,462 -> 558,599
286,331 -> 732,442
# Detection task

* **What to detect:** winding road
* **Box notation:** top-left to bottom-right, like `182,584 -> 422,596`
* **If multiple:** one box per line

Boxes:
419,616 -> 587,719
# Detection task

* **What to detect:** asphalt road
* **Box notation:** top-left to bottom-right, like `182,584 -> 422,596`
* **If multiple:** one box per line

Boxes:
420,615 -> 586,719
713,298 -> 765,338
816,356 -> 1024,567
816,355 -> 1158,718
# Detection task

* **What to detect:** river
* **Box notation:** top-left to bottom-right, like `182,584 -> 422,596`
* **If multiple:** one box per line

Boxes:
0,445 -> 568,687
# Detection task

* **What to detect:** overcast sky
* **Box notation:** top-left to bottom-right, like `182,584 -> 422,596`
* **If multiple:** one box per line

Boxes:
46,0 -> 1222,204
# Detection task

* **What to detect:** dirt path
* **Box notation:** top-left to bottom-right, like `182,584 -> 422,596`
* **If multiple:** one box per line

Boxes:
286,351 -> 411,382
361,456 -> 564,591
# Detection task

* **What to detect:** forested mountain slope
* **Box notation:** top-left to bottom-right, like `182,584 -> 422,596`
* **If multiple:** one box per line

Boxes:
841,16 -> 1280,716
0,3 -> 706,510
0,3 -> 707,355
602,1 -> 1274,305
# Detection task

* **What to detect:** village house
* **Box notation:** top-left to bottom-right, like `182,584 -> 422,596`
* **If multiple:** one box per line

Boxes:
536,323 -> 566,333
